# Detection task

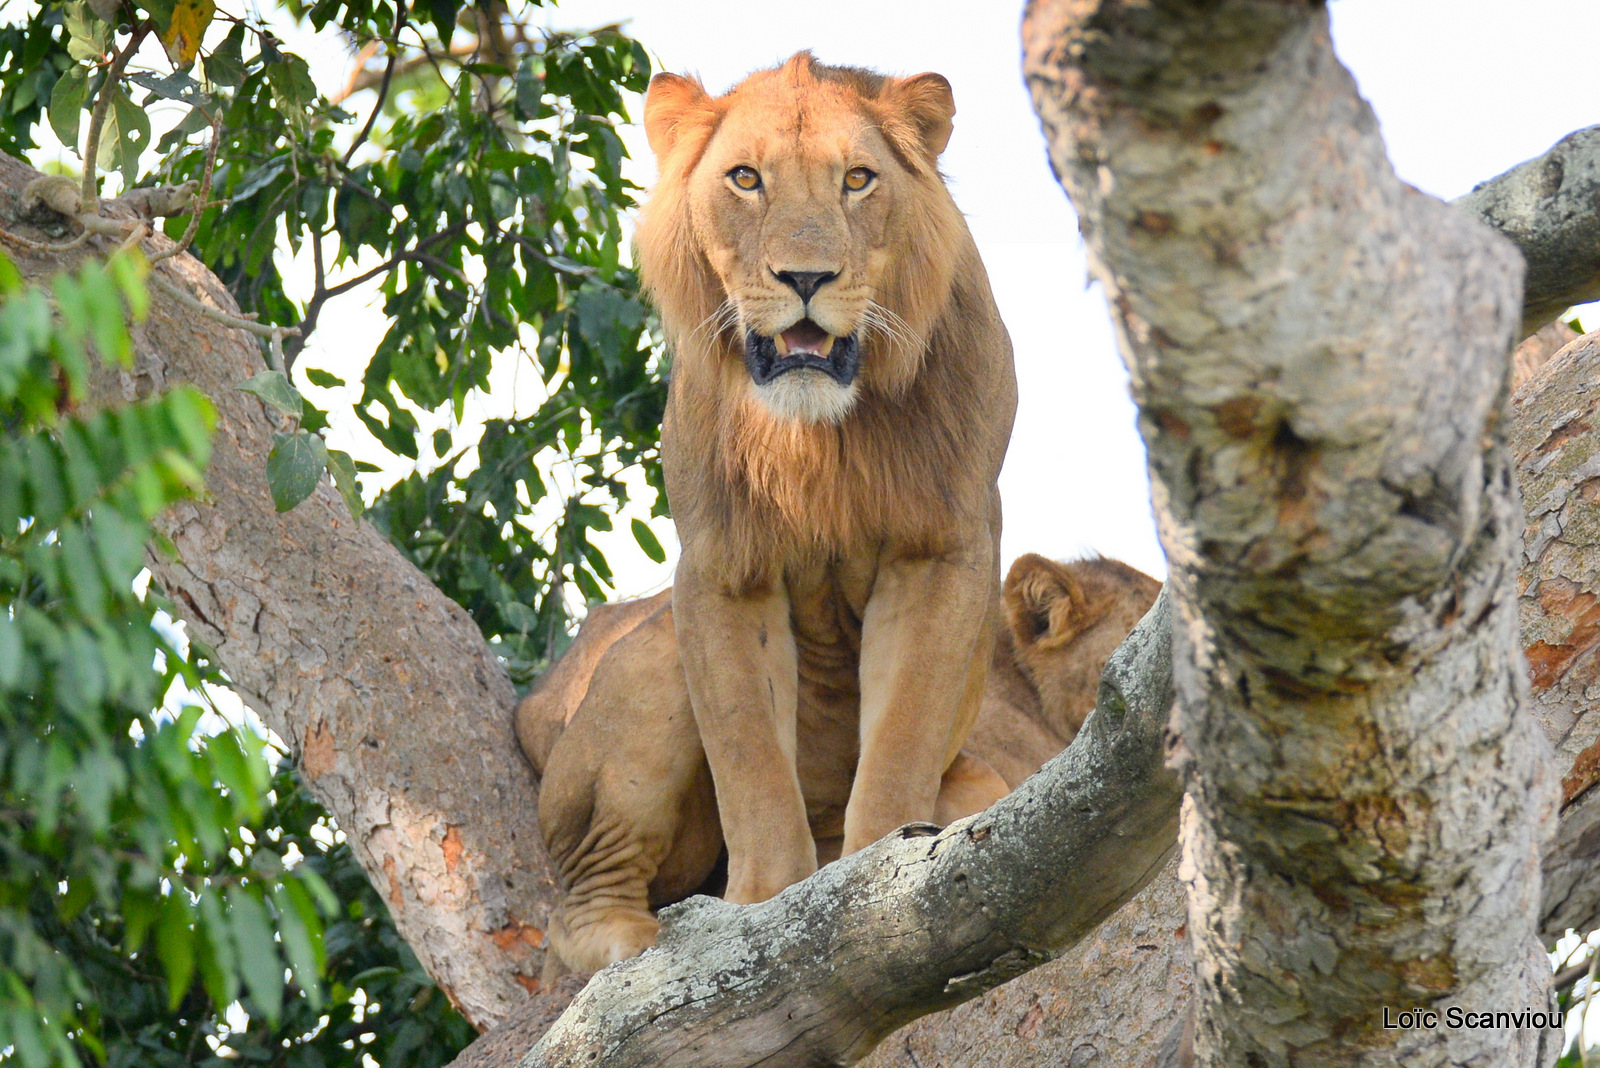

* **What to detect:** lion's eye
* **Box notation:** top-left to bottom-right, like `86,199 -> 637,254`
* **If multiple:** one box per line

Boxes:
728,166 -> 761,192
844,167 -> 876,193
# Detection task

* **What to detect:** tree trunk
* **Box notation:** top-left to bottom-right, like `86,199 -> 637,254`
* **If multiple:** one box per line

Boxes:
1515,330 -> 1600,941
1024,2 -> 1559,1065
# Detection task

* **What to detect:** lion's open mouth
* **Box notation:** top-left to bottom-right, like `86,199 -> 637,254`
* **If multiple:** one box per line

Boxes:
744,320 -> 860,387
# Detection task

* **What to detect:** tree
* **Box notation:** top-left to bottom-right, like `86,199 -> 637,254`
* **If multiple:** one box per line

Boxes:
9,1 -> 1600,1067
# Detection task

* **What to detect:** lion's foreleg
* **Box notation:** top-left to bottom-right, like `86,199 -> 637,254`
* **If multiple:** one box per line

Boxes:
848,548 -> 996,855
673,563 -> 816,904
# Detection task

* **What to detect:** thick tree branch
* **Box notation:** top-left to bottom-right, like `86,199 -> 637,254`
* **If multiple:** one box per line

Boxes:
1458,126 -> 1600,337
1025,2 -> 1556,1066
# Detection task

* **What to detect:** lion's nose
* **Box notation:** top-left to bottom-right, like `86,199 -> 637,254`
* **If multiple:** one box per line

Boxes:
773,270 -> 838,303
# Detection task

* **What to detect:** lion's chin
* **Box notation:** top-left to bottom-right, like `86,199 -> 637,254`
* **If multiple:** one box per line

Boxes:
751,371 -> 860,425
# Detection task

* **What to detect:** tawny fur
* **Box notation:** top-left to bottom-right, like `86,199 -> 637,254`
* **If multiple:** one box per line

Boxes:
633,51 -> 1020,911
518,555 -> 1160,976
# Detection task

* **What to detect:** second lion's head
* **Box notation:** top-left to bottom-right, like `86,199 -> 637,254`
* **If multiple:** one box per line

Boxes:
636,51 -> 970,425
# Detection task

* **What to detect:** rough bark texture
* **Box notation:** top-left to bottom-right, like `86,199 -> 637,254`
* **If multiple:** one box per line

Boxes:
1458,126 -> 1600,337
858,860 -> 1192,1068
1513,320 -> 1580,393
1516,331 -> 1600,940
1024,2 -> 1559,1066
519,589 -> 1179,1067
0,151 -> 562,1031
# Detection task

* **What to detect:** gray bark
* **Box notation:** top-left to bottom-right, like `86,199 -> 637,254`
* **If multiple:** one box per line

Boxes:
1024,2 -> 1559,1066
0,151 -> 561,1031
1458,126 -> 1600,338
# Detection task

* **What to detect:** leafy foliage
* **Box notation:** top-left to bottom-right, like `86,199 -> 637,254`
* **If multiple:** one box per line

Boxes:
0,251 -> 307,1067
0,245 -> 479,1068
0,1 -> 668,1063
6,0 -> 666,676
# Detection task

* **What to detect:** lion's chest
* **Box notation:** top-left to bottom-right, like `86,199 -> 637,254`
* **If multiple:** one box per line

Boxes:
783,555 -> 878,833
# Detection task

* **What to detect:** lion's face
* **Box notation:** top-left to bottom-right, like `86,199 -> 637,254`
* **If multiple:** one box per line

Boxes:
639,54 -> 963,425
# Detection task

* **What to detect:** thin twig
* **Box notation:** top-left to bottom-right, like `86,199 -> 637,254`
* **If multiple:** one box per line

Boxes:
150,106 -> 224,266
341,47 -> 396,165
332,39 -> 382,104
81,24 -> 152,210
0,227 -> 92,254
284,228 -> 329,371
1583,938 -> 1599,1068
116,221 -> 150,256
150,273 -> 299,341
323,223 -> 468,299
342,7 -> 405,167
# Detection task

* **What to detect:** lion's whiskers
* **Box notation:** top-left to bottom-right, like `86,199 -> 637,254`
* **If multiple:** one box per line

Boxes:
862,301 -> 924,356
689,297 -> 742,345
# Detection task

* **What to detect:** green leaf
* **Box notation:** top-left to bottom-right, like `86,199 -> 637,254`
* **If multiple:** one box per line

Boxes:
121,889 -> 161,952
162,385 -> 216,462
107,88 -> 151,188
229,158 -> 286,202
325,447 -> 362,519
265,430 -> 327,512
303,367 -> 345,388
156,891 -> 196,1010
0,613 -> 19,688
195,888 -> 239,1008
237,370 -> 304,415
206,729 -> 262,813
202,23 -> 246,86
57,522 -> 107,622
48,65 -> 87,151
128,70 -> 204,104
272,884 -> 323,1008
631,517 -> 666,563
265,56 -> 316,133
227,885 -> 283,1024
63,2 -> 110,63
57,875 -> 94,920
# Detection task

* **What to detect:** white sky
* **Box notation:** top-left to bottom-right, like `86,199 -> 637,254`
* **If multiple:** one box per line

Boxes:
271,0 -> 1600,596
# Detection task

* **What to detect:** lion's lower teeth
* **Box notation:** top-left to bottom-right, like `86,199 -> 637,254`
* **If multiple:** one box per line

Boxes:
817,335 -> 835,358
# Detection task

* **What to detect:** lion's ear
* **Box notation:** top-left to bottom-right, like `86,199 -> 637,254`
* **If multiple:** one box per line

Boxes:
644,73 -> 715,160
1004,554 -> 1101,651
885,72 -> 955,159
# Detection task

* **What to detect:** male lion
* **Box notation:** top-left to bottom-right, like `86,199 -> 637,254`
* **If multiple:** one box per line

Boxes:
636,52 -> 1018,913
520,555 -> 1161,974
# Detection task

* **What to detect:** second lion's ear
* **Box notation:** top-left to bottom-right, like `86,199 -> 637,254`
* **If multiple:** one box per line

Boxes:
1004,554 -> 1094,650
885,72 -> 955,159
644,73 -> 716,161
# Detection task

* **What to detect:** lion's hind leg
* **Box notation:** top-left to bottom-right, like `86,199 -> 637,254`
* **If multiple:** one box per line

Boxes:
933,750 -> 1010,825
536,607 -> 720,976
543,818 -> 673,979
